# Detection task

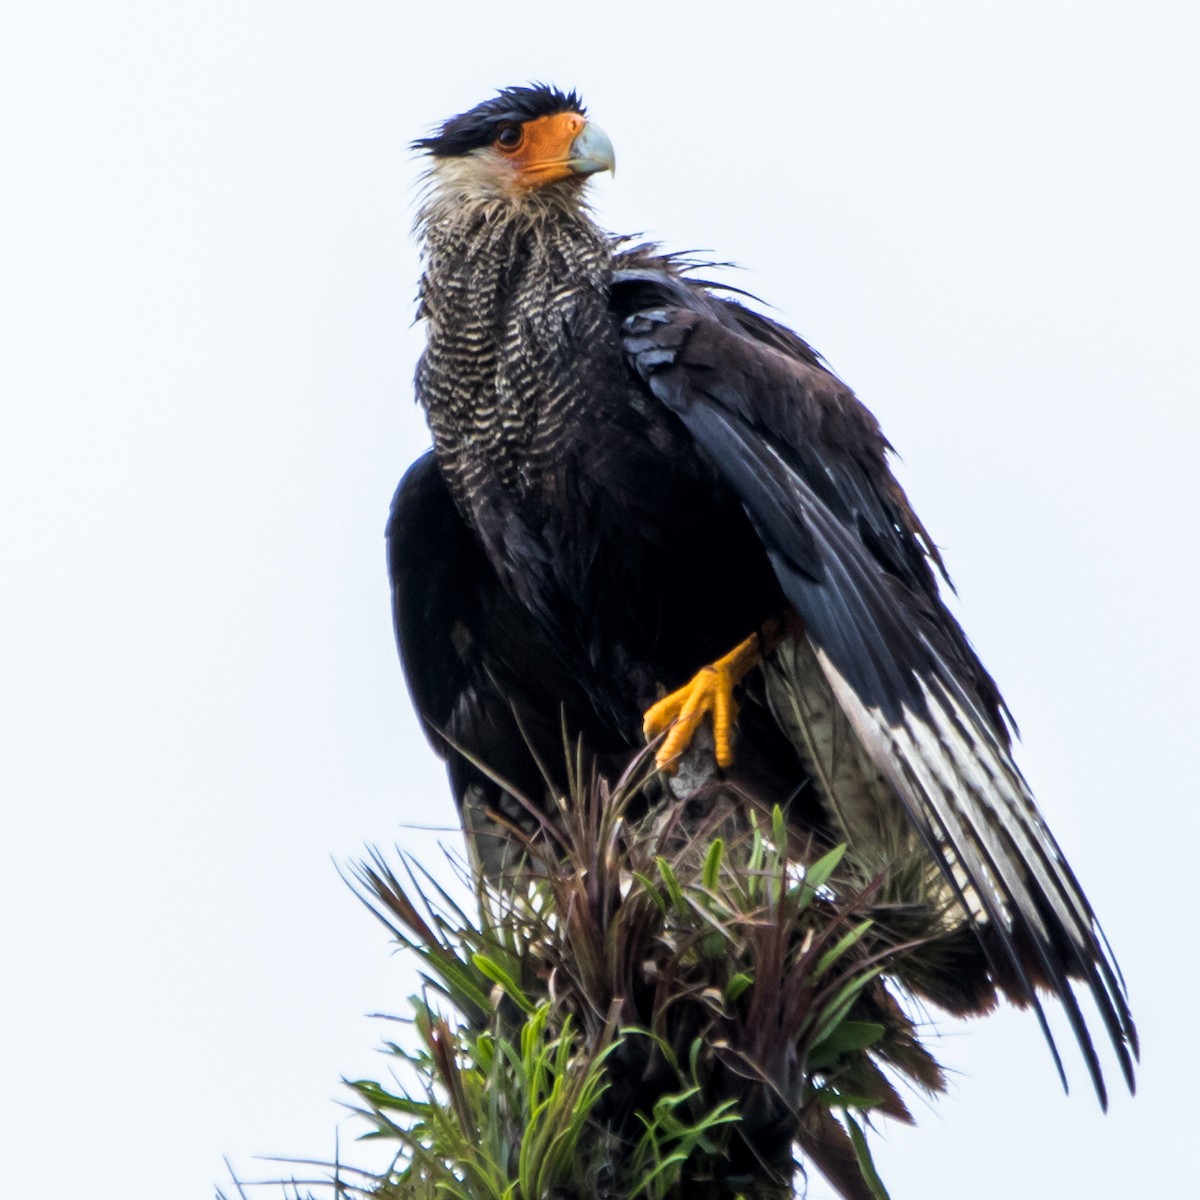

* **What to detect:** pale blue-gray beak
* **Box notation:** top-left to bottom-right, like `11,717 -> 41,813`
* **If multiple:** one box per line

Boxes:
568,122 -> 616,177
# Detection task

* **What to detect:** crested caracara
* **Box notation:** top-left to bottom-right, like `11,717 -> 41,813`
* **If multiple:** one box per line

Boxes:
387,84 -> 1137,1111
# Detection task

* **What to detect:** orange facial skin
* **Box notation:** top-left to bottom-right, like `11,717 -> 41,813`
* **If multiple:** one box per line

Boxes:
495,112 -> 589,189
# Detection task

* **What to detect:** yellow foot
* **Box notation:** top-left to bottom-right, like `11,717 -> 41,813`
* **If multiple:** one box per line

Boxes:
642,632 -> 763,773
643,614 -> 801,773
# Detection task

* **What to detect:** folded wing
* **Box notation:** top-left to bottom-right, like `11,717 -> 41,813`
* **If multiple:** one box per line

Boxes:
622,298 -> 1137,1104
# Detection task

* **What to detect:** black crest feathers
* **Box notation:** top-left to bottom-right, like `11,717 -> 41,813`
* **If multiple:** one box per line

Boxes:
412,84 -> 585,157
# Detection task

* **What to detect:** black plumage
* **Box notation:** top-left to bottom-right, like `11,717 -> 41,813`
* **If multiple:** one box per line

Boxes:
388,86 -> 1136,1110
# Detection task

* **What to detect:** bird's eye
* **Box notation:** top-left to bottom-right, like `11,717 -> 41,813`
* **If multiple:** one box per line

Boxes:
496,124 -> 523,151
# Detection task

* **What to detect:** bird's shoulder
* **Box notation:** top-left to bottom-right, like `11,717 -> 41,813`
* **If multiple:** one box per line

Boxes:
608,244 -> 947,595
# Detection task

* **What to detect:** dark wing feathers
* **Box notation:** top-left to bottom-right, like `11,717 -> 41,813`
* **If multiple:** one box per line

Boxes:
387,452 -> 634,873
386,452 -> 476,742
388,452 -> 586,741
392,255 -> 1135,1100
622,298 -> 1136,1101
386,455 -> 556,862
622,307 -> 931,718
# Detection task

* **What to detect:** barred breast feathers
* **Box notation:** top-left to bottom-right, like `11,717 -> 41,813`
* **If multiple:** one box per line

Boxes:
414,155 -> 618,510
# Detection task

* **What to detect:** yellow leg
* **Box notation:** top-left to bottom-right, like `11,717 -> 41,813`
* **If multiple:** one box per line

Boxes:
643,614 -> 796,773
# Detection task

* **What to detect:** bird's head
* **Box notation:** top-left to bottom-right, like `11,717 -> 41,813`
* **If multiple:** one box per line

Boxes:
414,85 -> 614,204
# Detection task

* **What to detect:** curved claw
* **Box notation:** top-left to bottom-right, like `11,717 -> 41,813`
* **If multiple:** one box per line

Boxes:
643,630 -> 772,771
643,614 -> 800,775
644,664 -> 741,772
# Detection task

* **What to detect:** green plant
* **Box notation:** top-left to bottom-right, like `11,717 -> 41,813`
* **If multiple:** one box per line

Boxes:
345,751 -> 945,1200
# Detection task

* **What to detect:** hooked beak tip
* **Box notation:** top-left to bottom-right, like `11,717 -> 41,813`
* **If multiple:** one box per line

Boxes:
568,121 -> 615,178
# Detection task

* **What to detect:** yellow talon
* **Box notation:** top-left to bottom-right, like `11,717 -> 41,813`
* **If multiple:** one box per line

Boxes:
644,614 -> 801,773
644,629 -> 768,773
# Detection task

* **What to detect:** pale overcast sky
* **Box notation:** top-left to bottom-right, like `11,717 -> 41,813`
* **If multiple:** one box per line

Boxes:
3,3 -> 1198,1197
